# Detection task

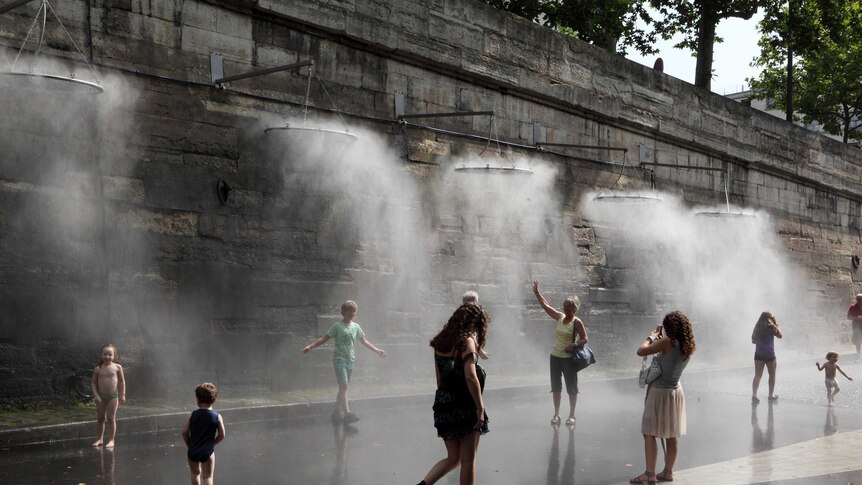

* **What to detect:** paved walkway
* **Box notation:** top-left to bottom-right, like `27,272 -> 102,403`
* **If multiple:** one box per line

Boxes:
2,358 -> 862,484
675,428 -> 861,484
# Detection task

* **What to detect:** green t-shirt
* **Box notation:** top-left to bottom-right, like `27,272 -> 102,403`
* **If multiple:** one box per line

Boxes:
326,321 -> 365,363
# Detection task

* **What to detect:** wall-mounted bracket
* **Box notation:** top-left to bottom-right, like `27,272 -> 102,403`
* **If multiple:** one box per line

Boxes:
210,52 -> 313,88
394,91 -> 494,121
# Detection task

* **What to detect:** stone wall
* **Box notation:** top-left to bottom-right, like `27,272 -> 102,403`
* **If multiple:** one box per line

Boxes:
1,0 -> 861,404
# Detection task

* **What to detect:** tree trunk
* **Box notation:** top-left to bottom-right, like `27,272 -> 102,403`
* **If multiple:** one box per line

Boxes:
694,10 -> 717,90
785,47 -> 793,121
785,0 -> 794,121
843,104 -> 850,143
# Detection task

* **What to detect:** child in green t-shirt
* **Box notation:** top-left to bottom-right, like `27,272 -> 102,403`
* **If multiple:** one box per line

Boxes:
301,300 -> 388,423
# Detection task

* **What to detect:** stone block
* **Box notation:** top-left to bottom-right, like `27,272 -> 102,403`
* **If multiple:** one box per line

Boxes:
182,25 -> 253,60
227,189 -> 264,214
397,31 -> 463,69
182,153 -> 238,172
251,280 -> 356,307
702,109 -> 739,137
458,87 -> 494,113
132,113 -> 239,159
437,212 -> 463,232
428,11 -> 483,51
142,161 -> 230,211
133,0 -> 176,21
632,84 -> 674,109
110,0 -> 133,11
756,184 -> 780,203
258,0 -> 347,32
102,175 -> 145,203
254,44 -> 295,67
182,0 -> 218,30
604,244 -> 642,268
49,0 -> 89,29
589,287 -> 629,303
407,137 -> 450,165
216,6 -> 253,38
116,208 -> 198,236
345,15 -> 400,51
785,236 -> 815,252
392,0 -> 429,34
106,9 -> 176,46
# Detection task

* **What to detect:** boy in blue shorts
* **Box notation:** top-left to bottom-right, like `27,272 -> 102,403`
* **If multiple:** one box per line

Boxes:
301,300 -> 388,423
182,382 -> 226,485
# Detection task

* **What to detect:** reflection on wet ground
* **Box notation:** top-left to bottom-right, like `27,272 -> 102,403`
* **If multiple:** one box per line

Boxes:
2,359 -> 862,484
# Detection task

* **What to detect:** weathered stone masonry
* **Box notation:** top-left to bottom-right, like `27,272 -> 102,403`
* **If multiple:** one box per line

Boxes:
1,0 -> 861,404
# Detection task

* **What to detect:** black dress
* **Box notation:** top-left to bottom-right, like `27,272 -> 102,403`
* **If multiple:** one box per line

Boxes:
432,346 -> 490,440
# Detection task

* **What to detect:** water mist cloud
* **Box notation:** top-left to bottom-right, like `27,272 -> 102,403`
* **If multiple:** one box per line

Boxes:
581,190 -> 809,362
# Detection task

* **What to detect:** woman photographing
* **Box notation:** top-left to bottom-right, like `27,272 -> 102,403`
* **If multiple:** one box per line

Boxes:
630,311 -> 696,484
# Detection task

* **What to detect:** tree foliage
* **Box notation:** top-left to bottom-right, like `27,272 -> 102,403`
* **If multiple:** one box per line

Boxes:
484,0 -> 764,91
750,0 -> 862,142
481,0 -> 660,56
648,0 -> 762,90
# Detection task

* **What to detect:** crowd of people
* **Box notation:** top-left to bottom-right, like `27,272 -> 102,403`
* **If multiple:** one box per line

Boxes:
84,289 -> 862,485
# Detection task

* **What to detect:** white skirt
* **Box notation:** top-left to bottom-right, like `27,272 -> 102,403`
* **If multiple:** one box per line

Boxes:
641,386 -> 686,438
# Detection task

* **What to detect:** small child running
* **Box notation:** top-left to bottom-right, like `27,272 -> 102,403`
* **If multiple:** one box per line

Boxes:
816,352 -> 854,406
182,383 -> 226,485
301,300 -> 387,423
91,343 -> 126,448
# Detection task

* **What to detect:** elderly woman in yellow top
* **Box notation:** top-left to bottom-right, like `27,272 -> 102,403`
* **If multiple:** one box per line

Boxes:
532,281 -> 588,426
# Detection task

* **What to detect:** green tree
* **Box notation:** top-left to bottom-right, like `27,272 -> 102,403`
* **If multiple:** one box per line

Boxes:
482,0 -> 660,55
750,0 -> 862,143
649,0 -> 762,90
485,0 -> 765,91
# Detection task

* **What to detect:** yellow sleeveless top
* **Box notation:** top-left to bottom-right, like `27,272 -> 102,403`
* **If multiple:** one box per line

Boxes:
551,315 -> 575,358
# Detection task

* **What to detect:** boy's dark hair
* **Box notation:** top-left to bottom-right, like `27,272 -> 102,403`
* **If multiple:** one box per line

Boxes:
195,382 -> 218,404
826,351 -> 839,361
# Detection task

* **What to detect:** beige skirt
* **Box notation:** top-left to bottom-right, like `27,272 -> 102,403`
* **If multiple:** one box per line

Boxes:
641,386 -> 686,438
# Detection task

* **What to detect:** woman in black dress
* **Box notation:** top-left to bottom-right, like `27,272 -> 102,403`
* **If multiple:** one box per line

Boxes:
416,303 -> 490,485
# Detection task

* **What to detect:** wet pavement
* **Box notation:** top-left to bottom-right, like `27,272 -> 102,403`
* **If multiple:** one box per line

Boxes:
2,358 -> 862,484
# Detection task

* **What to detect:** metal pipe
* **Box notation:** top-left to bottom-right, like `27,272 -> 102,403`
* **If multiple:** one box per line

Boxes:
213,60 -> 313,86
645,162 -> 726,172
398,110 -> 494,120
0,0 -> 35,16
401,121 -> 532,150
538,142 -> 628,153
399,121 -> 637,170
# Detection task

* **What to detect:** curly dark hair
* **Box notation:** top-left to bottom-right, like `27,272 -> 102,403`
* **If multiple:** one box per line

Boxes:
662,311 -> 696,358
429,304 -> 489,354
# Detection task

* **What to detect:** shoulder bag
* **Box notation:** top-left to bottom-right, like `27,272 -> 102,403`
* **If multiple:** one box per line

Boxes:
638,354 -> 662,388
570,320 -> 596,372
572,344 -> 596,372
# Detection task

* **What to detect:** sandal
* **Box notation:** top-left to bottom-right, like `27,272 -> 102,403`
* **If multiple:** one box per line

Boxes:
629,471 -> 656,484
550,415 -> 561,425
565,417 -> 576,425
656,469 -> 673,482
